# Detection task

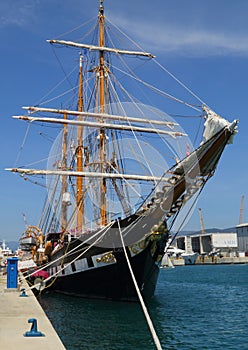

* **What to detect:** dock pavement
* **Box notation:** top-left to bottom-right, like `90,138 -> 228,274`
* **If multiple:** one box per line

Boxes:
0,270 -> 66,350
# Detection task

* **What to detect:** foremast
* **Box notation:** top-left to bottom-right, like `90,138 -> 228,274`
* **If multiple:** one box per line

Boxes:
98,0 -> 107,226
61,53 -> 84,233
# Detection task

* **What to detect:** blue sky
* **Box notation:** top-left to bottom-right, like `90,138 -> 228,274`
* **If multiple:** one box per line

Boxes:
0,0 -> 247,241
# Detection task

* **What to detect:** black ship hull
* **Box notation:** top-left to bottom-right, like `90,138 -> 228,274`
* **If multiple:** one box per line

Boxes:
38,209 -> 168,301
49,241 -> 161,301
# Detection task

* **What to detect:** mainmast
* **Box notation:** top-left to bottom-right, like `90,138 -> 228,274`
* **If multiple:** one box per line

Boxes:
77,53 -> 84,231
98,0 -> 107,226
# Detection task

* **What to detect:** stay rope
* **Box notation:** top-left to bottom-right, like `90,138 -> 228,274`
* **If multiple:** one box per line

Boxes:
106,17 -> 203,111
168,173 -> 211,247
154,59 -> 207,106
117,220 -> 163,350
26,223 -> 113,293
23,221 -> 114,284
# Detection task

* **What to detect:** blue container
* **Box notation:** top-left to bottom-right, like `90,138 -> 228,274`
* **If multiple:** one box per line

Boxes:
7,257 -> 19,288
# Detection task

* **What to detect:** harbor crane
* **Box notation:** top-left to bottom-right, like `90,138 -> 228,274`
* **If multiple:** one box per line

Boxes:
239,195 -> 244,225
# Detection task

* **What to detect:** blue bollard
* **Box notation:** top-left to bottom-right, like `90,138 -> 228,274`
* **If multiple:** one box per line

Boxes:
7,257 -> 19,289
24,318 -> 45,337
19,288 -> 28,297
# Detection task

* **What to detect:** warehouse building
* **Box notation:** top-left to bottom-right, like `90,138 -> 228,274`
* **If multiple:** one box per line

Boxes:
236,223 -> 248,253
176,232 -> 238,256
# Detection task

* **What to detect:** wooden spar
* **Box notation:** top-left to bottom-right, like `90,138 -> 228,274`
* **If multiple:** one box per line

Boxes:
6,120 -> 237,182
12,116 -> 186,138
5,168 -> 169,182
77,53 -> 84,231
61,113 -> 68,232
99,1 -> 107,226
46,40 -> 155,58
22,106 -> 178,127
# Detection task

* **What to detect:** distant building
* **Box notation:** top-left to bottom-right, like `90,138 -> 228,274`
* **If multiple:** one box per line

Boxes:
176,232 -> 237,256
236,223 -> 248,253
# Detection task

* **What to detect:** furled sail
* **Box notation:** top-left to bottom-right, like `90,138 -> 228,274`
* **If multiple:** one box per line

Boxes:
12,115 -> 186,138
47,40 -> 155,58
173,106 -> 238,176
202,106 -> 238,144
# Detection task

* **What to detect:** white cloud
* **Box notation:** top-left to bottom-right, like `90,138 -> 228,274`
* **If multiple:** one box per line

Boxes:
2,1 -> 247,57
108,14 -> 248,57
0,0 -> 40,27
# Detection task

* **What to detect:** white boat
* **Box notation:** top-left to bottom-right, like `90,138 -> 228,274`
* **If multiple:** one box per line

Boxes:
161,253 -> 175,268
0,240 -> 13,257
181,252 -> 198,265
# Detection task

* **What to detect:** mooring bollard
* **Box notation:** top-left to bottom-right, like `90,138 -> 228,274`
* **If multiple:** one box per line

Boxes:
6,257 -> 19,289
20,288 -> 28,297
24,318 -> 45,337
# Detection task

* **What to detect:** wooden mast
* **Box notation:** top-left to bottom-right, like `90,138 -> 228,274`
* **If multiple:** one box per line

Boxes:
76,53 -> 84,232
98,0 -> 107,226
61,113 -> 68,232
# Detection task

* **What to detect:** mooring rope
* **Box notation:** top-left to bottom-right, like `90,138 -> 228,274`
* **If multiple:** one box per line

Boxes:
117,220 -> 163,350
23,221 -> 115,292
23,221 -> 114,281
41,224 -> 112,291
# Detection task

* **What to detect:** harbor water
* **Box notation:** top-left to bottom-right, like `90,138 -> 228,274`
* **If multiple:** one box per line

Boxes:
39,264 -> 248,349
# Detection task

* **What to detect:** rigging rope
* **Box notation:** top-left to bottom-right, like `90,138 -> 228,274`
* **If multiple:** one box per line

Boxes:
106,17 -> 203,111
108,72 -> 185,164
113,64 -> 201,112
34,66 -> 77,107
154,59 -> 207,106
168,174 -> 211,247
109,72 -> 177,183
53,17 -> 97,40
106,18 -> 149,59
36,222 -> 114,291
14,123 -> 31,167
117,220 -> 163,350
23,221 -> 114,282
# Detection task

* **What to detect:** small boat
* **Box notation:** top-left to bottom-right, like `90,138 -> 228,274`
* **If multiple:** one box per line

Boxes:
6,0 -> 237,301
0,240 -> 13,257
0,240 -> 13,268
181,252 -> 198,265
161,253 -> 175,269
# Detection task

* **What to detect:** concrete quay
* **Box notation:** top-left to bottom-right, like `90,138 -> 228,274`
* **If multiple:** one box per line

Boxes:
195,255 -> 248,265
0,271 -> 66,350
171,255 -> 248,266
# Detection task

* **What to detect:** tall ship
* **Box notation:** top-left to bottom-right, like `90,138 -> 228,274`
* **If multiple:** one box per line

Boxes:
7,1 -> 237,301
